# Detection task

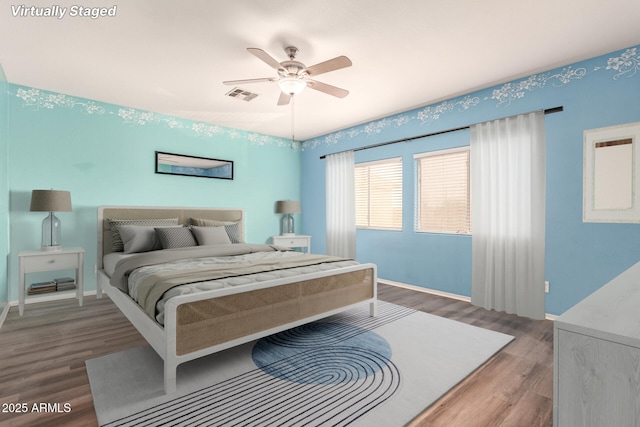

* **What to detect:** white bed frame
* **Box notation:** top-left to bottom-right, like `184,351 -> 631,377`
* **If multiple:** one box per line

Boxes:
96,206 -> 377,394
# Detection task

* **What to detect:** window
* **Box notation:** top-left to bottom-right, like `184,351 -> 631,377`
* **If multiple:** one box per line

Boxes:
355,157 -> 402,230
415,147 -> 471,234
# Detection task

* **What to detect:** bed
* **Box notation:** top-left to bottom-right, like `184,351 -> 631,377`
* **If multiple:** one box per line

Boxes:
96,206 -> 377,394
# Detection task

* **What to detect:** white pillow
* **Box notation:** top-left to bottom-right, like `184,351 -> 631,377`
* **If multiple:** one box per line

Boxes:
116,225 -> 166,253
188,217 -> 243,243
191,226 -> 232,246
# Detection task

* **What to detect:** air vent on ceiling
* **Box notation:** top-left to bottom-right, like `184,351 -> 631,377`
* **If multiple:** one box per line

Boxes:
226,88 -> 259,102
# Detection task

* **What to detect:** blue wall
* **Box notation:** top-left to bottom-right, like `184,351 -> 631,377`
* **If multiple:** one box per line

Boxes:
5,85 -> 301,302
300,45 -> 640,316
0,64 -> 8,310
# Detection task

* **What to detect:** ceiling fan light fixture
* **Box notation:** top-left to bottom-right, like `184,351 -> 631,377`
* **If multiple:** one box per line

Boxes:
278,77 -> 306,95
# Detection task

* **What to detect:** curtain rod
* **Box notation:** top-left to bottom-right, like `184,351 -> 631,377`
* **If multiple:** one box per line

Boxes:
319,106 -> 563,159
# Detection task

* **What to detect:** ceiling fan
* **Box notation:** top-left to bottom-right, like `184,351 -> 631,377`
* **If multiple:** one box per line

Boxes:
223,46 -> 352,106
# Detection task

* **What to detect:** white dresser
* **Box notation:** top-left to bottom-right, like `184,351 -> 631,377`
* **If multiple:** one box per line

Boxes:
553,260 -> 640,426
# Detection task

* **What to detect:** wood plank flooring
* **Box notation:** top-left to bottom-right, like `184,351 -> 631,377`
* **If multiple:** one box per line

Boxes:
0,283 -> 553,426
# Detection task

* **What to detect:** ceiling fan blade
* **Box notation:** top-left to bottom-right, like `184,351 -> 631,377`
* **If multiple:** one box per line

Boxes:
277,91 -> 291,106
223,77 -> 275,85
247,48 -> 285,72
307,79 -> 349,98
305,56 -> 352,77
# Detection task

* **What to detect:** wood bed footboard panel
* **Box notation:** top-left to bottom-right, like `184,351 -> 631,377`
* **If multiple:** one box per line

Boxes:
175,268 -> 375,355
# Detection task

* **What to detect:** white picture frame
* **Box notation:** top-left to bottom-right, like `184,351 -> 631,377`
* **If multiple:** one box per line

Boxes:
583,122 -> 640,223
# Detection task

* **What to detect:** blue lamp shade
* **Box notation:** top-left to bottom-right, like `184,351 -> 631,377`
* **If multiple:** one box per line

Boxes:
275,200 -> 301,236
30,189 -> 72,251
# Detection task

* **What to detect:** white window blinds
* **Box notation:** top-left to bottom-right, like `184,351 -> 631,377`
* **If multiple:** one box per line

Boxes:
355,157 -> 402,230
415,147 -> 471,234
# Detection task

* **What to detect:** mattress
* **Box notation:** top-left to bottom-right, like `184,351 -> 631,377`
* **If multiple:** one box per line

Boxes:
111,249 -> 358,325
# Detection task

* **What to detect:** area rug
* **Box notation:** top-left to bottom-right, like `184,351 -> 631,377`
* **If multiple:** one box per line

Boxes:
86,301 -> 513,427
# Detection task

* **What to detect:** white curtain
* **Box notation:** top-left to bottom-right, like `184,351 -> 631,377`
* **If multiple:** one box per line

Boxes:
470,111 -> 546,319
326,150 -> 356,258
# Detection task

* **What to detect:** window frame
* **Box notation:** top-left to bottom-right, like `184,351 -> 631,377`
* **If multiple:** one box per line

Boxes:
414,146 -> 471,235
354,156 -> 403,231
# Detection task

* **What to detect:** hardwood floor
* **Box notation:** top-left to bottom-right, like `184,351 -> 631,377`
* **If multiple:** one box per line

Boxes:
0,284 -> 553,427
383,285 -> 554,427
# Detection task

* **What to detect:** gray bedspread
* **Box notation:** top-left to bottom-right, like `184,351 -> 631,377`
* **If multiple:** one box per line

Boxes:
110,244 -> 352,319
110,244 -> 285,293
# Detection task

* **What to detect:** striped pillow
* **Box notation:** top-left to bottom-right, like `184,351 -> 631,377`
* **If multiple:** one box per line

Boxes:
108,218 -> 179,252
223,223 -> 242,244
155,227 -> 197,249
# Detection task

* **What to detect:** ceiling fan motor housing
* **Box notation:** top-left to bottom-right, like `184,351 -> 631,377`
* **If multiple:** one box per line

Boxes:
279,61 -> 306,77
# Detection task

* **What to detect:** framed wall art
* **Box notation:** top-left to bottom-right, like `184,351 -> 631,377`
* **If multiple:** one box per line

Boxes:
155,151 -> 234,180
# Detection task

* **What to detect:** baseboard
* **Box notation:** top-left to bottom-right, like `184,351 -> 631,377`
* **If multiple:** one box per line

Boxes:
378,278 -> 557,321
379,278 -> 472,303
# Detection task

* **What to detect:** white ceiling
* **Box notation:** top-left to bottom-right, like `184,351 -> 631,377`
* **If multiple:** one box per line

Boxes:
2,0 -> 640,141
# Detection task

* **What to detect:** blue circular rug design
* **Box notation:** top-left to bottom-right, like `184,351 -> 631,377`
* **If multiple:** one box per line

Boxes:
252,322 -> 392,385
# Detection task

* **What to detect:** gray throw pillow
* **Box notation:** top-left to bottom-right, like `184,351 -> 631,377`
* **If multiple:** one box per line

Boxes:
116,225 -> 166,254
108,218 -> 178,251
191,226 -> 232,245
155,227 -> 197,249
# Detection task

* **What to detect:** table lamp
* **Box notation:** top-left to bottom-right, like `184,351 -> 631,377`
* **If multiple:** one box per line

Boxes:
30,189 -> 72,251
276,200 -> 300,236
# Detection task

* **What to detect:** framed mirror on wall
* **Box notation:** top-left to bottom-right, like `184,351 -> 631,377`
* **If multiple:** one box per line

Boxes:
155,151 -> 234,180
583,122 -> 640,222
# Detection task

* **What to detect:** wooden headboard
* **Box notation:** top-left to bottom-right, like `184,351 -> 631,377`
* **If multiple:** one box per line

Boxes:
97,206 -> 245,269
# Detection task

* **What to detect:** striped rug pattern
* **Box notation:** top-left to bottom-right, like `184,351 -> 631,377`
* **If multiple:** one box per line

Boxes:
104,303 -> 414,427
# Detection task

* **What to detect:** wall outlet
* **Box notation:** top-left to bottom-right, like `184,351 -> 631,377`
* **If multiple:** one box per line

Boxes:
545,281 -> 550,293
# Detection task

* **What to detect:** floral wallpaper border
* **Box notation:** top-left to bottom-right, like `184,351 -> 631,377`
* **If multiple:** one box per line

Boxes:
303,46 -> 640,150
12,47 -> 639,152
13,86 -> 299,150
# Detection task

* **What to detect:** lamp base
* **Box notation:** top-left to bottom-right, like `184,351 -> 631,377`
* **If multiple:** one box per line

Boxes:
281,214 -> 295,236
41,245 -> 62,251
281,232 -> 295,236
41,212 -> 62,248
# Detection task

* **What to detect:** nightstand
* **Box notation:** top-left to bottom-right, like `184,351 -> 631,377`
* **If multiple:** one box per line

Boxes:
272,235 -> 311,253
18,247 -> 84,315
